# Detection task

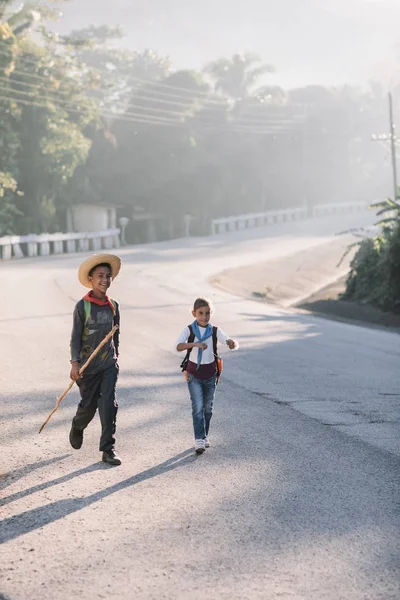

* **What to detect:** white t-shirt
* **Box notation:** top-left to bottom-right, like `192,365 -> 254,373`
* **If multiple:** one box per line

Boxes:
175,325 -> 229,365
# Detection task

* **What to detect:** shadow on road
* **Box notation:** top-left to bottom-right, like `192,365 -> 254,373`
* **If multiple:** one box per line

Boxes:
0,461 -> 105,508
0,454 -> 71,492
0,448 -> 195,543
1,377 -> 185,432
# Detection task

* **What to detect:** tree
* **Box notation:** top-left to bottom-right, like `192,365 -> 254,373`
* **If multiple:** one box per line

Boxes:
0,1 -> 393,241
64,27 -> 172,110
107,70 -> 214,233
0,1 -> 100,233
0,172 -> 22,235
0,0 -> 43,233
253,85 -> 286,105
204,52 -> 274,102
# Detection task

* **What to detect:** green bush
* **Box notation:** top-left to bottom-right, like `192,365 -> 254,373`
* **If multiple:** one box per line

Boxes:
343,223 -> 400,313
383,225 -> 400,310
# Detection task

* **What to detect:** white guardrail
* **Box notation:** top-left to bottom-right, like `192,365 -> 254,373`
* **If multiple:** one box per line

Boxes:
0,228 -> 120,261
0,201 -> 370,260
211,201 -> 370,235
211,207 -> 307,235
312,201 -> 369,218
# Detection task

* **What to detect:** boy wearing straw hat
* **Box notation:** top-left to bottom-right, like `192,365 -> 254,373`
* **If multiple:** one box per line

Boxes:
69,253 -> 122,466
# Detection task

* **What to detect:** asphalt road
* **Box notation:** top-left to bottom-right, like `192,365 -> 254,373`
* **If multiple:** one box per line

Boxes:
1,213 -> 399,600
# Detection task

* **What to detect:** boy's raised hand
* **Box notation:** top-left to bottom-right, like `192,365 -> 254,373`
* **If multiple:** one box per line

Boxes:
226,339 -> 238,350
70,362 -> 81,381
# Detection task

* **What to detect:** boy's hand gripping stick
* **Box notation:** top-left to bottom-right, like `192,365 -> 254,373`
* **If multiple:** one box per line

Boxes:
38,325 -> 119,433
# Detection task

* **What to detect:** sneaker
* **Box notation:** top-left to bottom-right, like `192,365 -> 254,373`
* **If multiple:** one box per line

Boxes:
194,439 -> 205,454
204,436 -> 211,448
102,449 -> 122,466
69,426 -> 83,450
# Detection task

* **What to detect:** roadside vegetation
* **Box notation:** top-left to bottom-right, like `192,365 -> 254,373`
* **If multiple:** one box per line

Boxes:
342,194 -> 400,313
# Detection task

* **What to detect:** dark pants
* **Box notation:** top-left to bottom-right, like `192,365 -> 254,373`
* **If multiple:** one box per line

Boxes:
72,364 -> 119,452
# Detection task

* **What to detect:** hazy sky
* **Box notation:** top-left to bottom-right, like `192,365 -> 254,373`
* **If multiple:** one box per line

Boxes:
49,0 -> 400,88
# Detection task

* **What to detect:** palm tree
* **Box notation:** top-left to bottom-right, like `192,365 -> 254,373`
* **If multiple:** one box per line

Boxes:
204,52 -> 274,102
254,85 -> 286,105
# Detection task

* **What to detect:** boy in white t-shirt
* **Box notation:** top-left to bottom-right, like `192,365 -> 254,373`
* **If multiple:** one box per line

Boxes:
175,297 -> 238,454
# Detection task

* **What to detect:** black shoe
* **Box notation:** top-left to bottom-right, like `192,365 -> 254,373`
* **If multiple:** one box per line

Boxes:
69,426 -> 83,449
102,449 -> 122,466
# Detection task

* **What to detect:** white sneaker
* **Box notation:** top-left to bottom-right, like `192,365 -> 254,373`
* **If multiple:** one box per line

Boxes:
194,439 -> 205,454
204,436 -> 210,448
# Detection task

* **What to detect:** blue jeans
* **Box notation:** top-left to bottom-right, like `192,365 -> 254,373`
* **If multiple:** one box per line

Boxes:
187,374 -> 217,440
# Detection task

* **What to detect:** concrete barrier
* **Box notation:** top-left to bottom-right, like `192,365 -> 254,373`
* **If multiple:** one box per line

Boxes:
211,207 -> 308,235
0,229 -> 120,261
312,201 -> 369,218
1,201 -> 371,259
211,202 -> 370,236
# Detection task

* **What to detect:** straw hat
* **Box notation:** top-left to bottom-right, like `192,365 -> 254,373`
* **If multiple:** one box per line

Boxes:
78,254 -> 121,288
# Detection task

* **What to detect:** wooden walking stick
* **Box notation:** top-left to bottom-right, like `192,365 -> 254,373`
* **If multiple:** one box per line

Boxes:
39,325 -> 119,433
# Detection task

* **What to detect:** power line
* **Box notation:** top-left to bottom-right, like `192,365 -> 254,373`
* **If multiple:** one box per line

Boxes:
0,93 -> 182,126
0,65 -> 65,84
0,48 -> 226,106
0,85 -> 216,123
0,75 -> 227,119
0,53 -> 305,132
0,78 -> 304,131
0,91 -> 299,135
0,74 -> 84,98
0,76 -> 185,118
0,50 -> 308,123
371,92 -> 399,201
128,73 -> 220,101
0,47 -> 65,69
1,62 -> 228,108
116,84 -> 226,106
0,45 -> 221,101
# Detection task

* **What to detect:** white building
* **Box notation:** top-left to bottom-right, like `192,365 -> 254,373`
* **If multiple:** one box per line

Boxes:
67,203 -> 117,232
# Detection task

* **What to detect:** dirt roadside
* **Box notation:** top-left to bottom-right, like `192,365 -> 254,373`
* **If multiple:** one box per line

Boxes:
297,276 -> 400,331
211,234 -> 400,332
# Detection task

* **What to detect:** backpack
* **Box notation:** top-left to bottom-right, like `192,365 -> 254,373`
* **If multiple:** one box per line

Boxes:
180,325 -> 223,383
83,298 -> 117,325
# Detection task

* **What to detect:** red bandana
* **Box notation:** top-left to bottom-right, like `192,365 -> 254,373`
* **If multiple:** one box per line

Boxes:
83,291 -> 115,314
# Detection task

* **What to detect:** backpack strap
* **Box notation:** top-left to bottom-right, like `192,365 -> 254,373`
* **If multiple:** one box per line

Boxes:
188,325 -> 195,344
83,299 -> 91,324
180,325 -> 222,380
83,298 -> 117,325
180,325 -> 195,372
212,326 -> 218,358
110,299 -> 117,322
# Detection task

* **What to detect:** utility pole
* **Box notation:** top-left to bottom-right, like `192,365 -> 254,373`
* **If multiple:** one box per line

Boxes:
389,92 -> 398,202
372,92 -> 398,201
